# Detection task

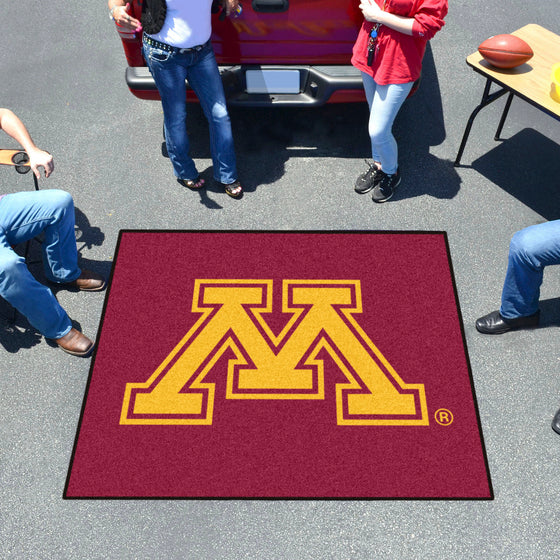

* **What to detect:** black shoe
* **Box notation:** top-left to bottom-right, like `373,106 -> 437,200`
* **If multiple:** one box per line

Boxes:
372,168 -> 401,203
475,309 -> 540,334
552,408 -> 560,435
355,163 -> 382,194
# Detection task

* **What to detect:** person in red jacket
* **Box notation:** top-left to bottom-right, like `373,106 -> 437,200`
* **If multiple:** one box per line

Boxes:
352,0 -> 447,202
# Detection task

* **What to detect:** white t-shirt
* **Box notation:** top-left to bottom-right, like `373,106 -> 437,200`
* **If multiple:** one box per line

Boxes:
147,0 -> 213,49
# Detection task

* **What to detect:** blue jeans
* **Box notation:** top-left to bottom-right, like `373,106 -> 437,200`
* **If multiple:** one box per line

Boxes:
500,220 -> 560,319
361,73 -> 413,175
0,190 -> 81,338
143,39 -> 237,184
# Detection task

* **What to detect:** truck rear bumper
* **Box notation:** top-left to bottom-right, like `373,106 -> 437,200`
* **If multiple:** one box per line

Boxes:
125,64 -> 365,106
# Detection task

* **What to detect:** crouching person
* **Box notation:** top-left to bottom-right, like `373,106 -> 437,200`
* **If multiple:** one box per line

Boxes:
0,108 -> 104,356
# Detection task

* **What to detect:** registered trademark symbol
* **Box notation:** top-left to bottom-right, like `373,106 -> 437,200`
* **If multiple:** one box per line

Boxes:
434,408 -> 454,426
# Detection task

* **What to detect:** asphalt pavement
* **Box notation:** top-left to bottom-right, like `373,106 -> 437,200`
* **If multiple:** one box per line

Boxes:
1,1 -> 560,558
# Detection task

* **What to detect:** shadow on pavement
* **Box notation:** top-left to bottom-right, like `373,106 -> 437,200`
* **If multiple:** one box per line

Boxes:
393,43 -> 461,201
539,297 -> 560,328
472,128 -> 560,220
166,43 -> 460,203
0,319 -> 42,353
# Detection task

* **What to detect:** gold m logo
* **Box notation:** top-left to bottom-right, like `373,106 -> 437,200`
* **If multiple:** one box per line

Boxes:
120,280 -> 428,426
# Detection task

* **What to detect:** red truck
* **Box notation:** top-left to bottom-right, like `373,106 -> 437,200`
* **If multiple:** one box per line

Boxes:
115,0 -> 366,106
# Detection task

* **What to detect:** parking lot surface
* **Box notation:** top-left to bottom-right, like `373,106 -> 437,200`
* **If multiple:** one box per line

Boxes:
1,2 -> 560,558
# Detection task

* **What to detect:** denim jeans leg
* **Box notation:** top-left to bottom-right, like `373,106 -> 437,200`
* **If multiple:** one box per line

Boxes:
0,242 -> 72,338
0,192 -> 74,339
361,72 -> 412,175
0,190 -> 81,283
187,44 -> 237,184
500,220 -> 560,318
144,44 -> 199,180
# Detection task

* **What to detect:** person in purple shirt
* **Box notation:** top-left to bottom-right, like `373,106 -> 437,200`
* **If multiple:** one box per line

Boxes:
0,108 -> 105,357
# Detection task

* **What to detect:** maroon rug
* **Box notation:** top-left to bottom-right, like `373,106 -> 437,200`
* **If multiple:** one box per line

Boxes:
65,231 -> 492,499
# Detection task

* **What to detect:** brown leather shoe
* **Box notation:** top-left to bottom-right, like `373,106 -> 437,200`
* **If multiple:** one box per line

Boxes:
67,270 -> 106,291
54,328 -> 94,357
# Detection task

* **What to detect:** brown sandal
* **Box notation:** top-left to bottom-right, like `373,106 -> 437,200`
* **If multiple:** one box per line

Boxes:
222,180 -> 243,199
178,176 -> 205,190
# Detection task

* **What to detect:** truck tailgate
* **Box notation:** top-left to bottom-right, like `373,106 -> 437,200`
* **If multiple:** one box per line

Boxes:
212,0 -> 362,65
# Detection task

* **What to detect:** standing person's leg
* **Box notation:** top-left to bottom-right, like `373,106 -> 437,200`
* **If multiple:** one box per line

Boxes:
368,81 -> 413,203
367,81 -> 412,175
143,42 -> 201,184
186,42 -> 241,197
355,72 -> 382,194
355,74 -> 412,198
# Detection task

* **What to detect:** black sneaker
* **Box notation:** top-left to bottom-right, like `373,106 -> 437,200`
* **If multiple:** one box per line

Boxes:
371,168 -> 401,203
354,163 -> 382,194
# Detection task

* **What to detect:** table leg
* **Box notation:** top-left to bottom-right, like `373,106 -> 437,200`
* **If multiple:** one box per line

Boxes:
454,79 -> 509,166
495,92 -> 514,141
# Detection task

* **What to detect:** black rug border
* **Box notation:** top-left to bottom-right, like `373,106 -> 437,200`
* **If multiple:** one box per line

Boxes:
63,229 -> 494,501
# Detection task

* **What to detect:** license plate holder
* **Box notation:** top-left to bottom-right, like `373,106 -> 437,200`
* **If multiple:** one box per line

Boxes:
245,70 -> 300,94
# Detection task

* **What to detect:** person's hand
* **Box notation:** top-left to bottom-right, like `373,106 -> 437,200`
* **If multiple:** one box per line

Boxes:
112,3 -> 142,32
359,0 -> 384,23
222,0 -> 240,17
27,147 -> 54,179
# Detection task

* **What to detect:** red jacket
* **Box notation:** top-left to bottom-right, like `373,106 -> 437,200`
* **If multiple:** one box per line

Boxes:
351,0 -> 447,85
